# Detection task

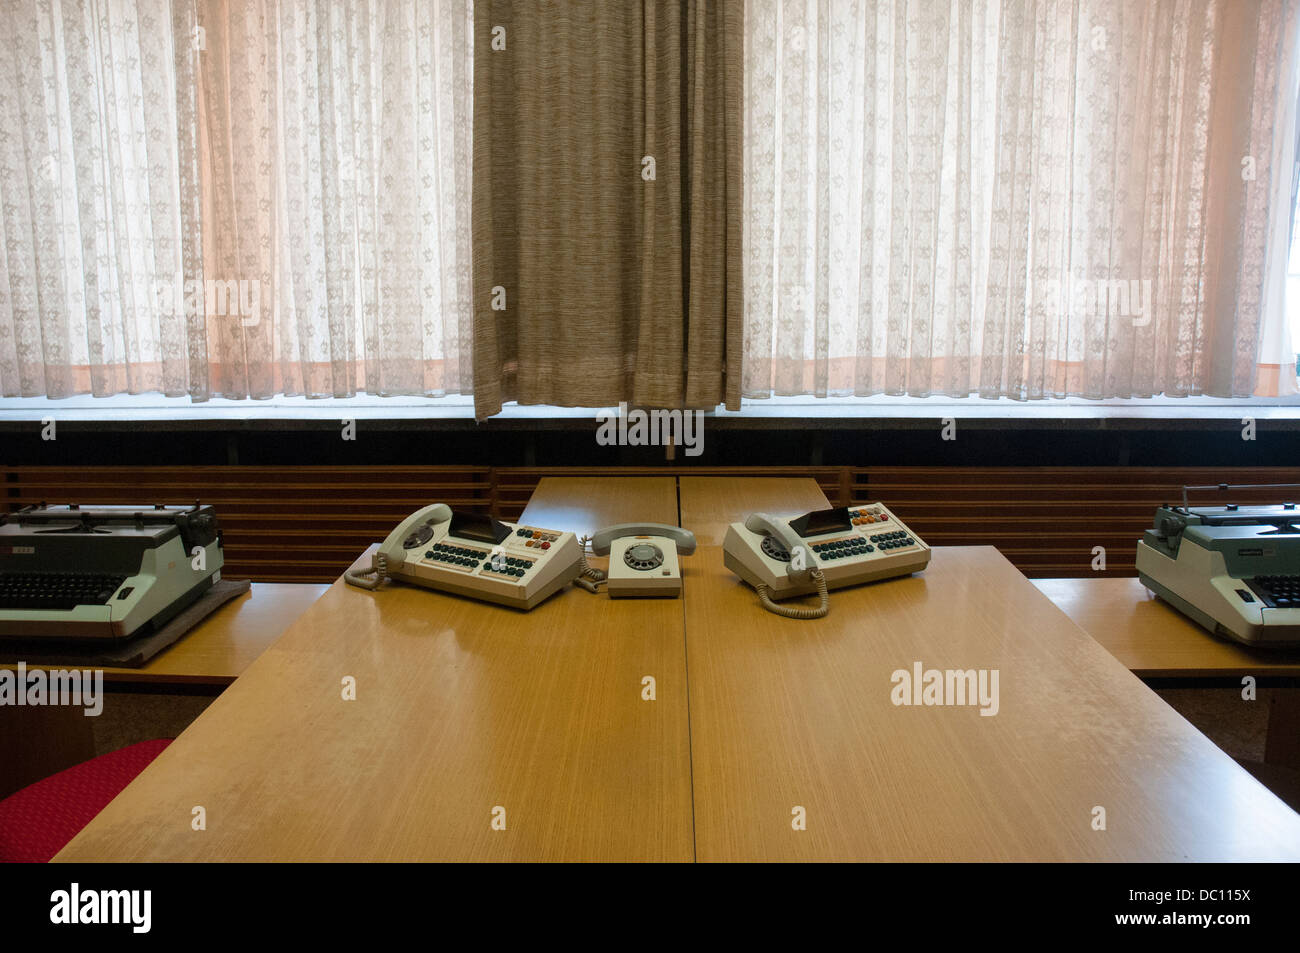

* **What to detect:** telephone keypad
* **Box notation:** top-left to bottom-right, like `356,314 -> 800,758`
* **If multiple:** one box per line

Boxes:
799,513 -> 918,563
810,537 -> 874,560
868,530 -> 916,550
514,527 -> 559,543
415,525 -> 560,582
424,542 -> 491,571
848,507 -> 890,526
481,554 -> 535,578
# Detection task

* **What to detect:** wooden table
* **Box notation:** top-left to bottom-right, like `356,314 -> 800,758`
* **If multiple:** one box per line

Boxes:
1,583 -> 330,687
1,583 -> 327,798
681,477 -> 1300,861
1032,576 -> 1300,772
516,476 -> 679,541
56,478 -> 693,862
1031,577 -> 1300,678
679,476 -> 826,546
53,477 -> 1300,862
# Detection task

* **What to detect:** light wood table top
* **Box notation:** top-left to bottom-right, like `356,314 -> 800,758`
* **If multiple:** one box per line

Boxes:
679,476 -> 830,546
1032,577 -> 1300,677
523,476 -> 681,540
56,478 -> 693,862
1,583 -> 328,686
681,478 -> 1300,861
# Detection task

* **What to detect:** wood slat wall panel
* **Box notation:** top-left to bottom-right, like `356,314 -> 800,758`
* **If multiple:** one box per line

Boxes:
3,467 -> 492,583
6,464 -> 1295,581
855,467 -> 1300,577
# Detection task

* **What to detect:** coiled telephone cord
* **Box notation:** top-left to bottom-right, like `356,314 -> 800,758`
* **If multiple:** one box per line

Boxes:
756,568 -> 829,619
575,535 -> 607,594
344,551 -> 389,591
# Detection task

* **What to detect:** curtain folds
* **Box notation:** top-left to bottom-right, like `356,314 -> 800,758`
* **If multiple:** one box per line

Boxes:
4,1 -> 1299,406
195,0 -> 474,399
471,0 -> 743,420
0,0 -> 474,400
0,0 -> 203,397
742,0 -> 1300,400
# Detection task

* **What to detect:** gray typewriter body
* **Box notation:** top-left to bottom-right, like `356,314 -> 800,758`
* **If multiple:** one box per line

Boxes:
1136,484 -> 1300,647
0,504 -> 224,642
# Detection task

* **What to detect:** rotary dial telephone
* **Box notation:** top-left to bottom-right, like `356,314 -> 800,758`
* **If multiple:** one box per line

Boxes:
576,523 -> 697,598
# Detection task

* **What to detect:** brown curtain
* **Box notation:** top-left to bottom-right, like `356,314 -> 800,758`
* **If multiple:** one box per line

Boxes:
472,0 -> 743,420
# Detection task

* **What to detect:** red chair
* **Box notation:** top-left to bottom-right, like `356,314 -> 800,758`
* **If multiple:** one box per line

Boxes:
0,739 -> 171,863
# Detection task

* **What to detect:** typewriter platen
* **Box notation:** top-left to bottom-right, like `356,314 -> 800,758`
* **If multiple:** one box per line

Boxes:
1136,484 -> 1300,647
0,503 -> 224,642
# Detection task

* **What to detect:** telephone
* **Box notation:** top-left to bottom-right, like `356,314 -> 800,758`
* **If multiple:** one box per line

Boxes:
723,504 -> 930,618
575,524 -> 697,598
345,503 -> 583,610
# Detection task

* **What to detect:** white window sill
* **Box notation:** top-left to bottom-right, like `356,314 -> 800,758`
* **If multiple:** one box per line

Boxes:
1,393 -> 1299,422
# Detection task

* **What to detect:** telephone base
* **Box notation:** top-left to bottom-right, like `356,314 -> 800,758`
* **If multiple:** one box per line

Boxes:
727,550 -> 926,600
607,580 -> 682,599
722,503 -> 931,601
369,506 -> 586,612
603,535 -> 686,599
399,561 -> 582,610
723,549 -> 771,595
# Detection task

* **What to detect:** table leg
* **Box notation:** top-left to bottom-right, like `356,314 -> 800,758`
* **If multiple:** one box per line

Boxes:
0,705 -> 95,799
1265,686 -> 1300,772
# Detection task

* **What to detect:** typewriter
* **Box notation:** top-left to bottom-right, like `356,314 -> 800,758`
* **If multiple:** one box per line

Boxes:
0,503 -> 224,642
1136,484 -> 1300,647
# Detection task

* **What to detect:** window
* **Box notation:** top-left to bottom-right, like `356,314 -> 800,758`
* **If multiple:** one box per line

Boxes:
3,0 -> 1299,409
742,0 -> 1300,401
0,0 -> 473,401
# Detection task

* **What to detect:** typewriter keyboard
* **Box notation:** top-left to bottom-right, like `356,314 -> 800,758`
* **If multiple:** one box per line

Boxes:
0,572 -> 127,611
1248,575 -> 1300,609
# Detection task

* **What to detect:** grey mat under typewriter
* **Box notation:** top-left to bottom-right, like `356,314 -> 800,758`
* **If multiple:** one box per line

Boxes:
5,579 -> 252,668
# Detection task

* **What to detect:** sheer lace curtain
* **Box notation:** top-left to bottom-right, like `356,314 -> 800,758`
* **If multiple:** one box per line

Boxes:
0,0 -> 204,397
743,0 -> 1300,400
197,0 -> 473,399
0,0 -> 473,400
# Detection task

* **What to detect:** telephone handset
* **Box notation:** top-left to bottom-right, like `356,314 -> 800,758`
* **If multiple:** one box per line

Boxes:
345,503 -> 583,611
577,523 -> 697,598
723,504 -> 930,619
743,514 -> 819,581
346,503 -> 453,590
735,513 -> 829,618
